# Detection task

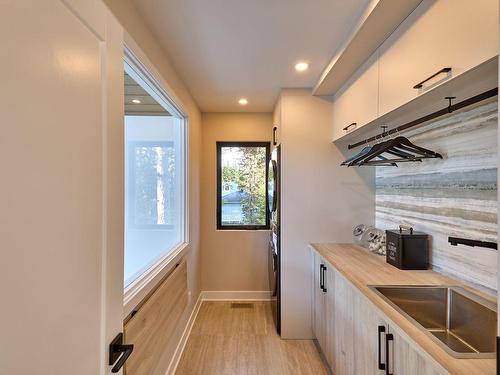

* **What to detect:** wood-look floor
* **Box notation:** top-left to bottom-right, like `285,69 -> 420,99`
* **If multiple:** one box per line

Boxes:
175,301 -> 329,375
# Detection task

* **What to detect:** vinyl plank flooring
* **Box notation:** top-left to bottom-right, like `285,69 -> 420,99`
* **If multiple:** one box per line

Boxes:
175,301 -> 329,375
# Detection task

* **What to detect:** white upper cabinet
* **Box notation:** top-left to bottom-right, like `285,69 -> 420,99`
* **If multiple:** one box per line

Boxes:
331,0 -> 498,143
378,0 -> 499,117
332,50 -> 379,141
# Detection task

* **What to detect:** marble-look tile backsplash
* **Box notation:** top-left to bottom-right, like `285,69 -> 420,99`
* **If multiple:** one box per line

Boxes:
376,102 -> 498,293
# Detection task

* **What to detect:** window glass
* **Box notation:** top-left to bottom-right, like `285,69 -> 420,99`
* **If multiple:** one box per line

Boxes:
217,142 -> 270,230
124,69 -> 185,287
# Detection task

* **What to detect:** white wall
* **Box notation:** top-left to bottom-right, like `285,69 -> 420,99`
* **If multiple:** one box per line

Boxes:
102,1 -> 202,373
200,113 -> 272,291
279,89 -> 375,339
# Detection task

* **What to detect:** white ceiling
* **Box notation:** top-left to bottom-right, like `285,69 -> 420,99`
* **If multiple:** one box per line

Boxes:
132,0 -> 371,112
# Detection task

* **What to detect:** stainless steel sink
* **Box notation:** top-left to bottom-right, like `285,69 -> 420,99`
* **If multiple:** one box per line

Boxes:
369,285 -> 497,358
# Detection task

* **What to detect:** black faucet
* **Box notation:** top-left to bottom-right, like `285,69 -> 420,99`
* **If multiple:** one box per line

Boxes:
448,236 -> 497,250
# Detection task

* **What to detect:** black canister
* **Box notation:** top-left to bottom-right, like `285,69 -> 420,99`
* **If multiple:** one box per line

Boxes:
386,226 -> 429,270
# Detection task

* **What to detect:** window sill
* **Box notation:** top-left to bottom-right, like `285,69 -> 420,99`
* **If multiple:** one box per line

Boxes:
123,241 -> 189,318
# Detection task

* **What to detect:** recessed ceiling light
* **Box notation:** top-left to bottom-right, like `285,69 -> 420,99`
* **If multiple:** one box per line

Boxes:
238,98 -> 248,105
295,61 -> 309,72
132,99 -> 141,104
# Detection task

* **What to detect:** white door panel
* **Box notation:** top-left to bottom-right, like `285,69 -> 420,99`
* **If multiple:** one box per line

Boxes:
0,1 -> 123,374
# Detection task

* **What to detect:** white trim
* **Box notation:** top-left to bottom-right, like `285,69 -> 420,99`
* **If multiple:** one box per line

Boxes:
165,293 -> 203,375
201,290 -> 272,301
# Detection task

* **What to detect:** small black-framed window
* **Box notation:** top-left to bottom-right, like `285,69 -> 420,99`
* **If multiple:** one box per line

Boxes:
216,141 -> 271,230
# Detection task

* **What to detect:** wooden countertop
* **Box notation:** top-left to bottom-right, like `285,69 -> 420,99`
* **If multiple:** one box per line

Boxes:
310,243 -> 496,375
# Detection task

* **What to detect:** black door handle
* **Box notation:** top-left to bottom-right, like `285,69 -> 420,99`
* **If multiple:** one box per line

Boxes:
385,332 -> 394,375
378,325 -> 386,370
109,333 -> 134,373
413,67 -> 451,89
273,126 -> 278,145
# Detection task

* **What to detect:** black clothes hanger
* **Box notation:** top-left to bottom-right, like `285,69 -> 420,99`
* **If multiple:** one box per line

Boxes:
341,135 -> 442,167
347,140 -> 388,166
340,146 -> 372,166
359,136 -> 442,166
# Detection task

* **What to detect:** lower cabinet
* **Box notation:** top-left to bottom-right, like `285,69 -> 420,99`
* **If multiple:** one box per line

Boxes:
331,269 -> 386,374
311,252 -> 449,375
389,328 -> 446,375
312,252 -> 328,351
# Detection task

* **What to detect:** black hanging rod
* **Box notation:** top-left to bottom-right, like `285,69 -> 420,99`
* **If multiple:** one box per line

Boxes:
348,88 -> 498,150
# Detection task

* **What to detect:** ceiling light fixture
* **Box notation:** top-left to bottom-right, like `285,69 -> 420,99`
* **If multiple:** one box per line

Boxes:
238,98 -> 248,105
295,61 -> 309,72
132,99 -> 141,104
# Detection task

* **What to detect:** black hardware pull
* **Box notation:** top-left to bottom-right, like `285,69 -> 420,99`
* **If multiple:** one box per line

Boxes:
109,333 -> 134,373
273,126 -> 278,145
319,264 -> 323,290
385,333 -> 394,375
321,265 -> 327,293
343,122 -> 357,132
413,67 -> 451,89
378,325 -> 386,370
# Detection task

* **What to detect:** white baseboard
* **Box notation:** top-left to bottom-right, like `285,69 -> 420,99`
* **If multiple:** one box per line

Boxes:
201,290 -> 272,301
165,292 -> 203,375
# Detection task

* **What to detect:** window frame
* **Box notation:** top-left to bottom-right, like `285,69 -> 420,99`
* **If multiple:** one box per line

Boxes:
123,42 -> 189,317
216,141 -> 271,230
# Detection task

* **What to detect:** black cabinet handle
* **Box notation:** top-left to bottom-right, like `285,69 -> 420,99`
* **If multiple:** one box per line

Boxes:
343,122 -> 357,132
109,333 -> 134,373
321,264 -> 327,293
378,325 -> 386,370
319,264 -> 323,290
273,126 -> 278,145
413,67 -> 451,89
385,333 -> 394,375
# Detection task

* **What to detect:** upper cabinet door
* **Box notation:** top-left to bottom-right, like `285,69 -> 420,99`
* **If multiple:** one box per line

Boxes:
378,0 -> 499,117
332,50 -> 379,142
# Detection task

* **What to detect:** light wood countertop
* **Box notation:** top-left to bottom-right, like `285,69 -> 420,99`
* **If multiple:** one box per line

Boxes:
310,243 -> 496,375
